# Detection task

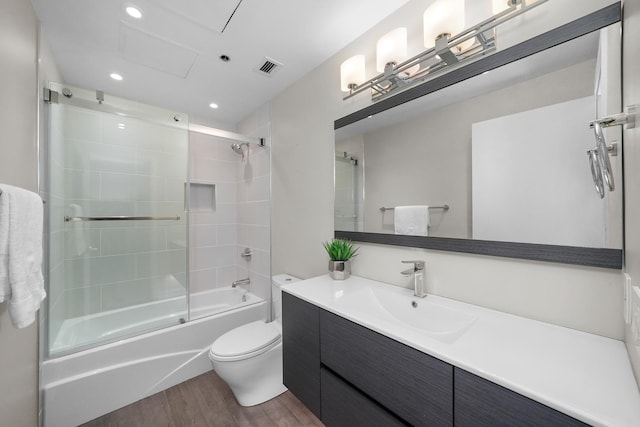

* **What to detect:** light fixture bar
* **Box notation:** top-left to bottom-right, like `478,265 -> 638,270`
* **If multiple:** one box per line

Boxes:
344,0 -> 548,102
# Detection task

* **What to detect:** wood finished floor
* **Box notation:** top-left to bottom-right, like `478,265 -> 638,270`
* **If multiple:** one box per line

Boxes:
81,371 -> 325,427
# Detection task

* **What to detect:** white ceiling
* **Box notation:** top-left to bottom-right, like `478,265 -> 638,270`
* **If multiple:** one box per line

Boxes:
31,0 -> 411,126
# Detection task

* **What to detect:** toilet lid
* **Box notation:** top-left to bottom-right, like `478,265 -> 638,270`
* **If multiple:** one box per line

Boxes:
210,321 -> 281,360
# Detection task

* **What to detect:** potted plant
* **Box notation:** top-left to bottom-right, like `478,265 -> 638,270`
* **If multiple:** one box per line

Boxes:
323,238 -> 359,280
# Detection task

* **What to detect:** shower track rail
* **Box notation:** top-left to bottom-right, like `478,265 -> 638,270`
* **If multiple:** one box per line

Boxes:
379,205 -> 449,212
64,215 -> 181,222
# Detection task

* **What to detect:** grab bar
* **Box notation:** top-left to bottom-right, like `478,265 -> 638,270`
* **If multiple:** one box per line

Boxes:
64,215 -> 181,222
380,205 -> 449,212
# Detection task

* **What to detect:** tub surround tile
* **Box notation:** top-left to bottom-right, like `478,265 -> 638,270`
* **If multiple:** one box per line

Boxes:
189,132 -> 219,159
247,248 -> 271,277
101,278 -> 168,311
192,246 -> 235,271
100,227 -> 167,256
186,121 -> 270,310
215,161 -> 238,183
167,225 -> 188,249
189,268 -> 218,293
216,266 -> 237,288
136,250 -> 187,279
64,170 -> 100,199
136,201 -> 183,217
215,182 -> 236,204
64,286 -> 102,318
190,224 -> 218,247
63,228 -> 100,258
217,224 -> 236,246
165,179 -> 185,202
66,141 -> 137,174
65,255 -> 137,288
100,172 -> 138,200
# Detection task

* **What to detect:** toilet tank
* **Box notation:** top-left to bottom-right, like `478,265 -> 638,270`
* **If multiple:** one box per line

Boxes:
272,274 -> 300,322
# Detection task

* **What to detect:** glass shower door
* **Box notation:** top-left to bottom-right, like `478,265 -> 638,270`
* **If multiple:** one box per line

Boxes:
46,85 -> 189,356
334,153 -> 362,232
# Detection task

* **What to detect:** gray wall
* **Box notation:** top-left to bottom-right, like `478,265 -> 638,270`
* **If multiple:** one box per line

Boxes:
0,0 -> 40,425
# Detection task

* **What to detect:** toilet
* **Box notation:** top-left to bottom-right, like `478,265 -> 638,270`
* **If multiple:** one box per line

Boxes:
209,274 -> 300,406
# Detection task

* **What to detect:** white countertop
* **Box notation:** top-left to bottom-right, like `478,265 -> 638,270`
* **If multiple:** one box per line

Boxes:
282,275 -> 640,427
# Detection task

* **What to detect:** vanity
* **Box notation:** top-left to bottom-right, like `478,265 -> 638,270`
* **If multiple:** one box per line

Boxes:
282,275 -> 640,426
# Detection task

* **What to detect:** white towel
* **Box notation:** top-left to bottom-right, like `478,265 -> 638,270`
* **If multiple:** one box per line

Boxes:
394,205 -> 430,236
0,184 -> 46,328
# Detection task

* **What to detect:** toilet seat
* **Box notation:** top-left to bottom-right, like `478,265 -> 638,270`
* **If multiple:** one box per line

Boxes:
210,321 -> 281,362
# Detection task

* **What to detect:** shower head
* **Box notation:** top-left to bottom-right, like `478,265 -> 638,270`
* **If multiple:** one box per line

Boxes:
231,143 -> 245,155
231,142 -> 249,160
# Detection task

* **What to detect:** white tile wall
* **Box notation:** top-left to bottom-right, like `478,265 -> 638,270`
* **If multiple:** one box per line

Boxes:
237,105 -> 272,306
189,133 -> 238,298
188,107 -> 272,308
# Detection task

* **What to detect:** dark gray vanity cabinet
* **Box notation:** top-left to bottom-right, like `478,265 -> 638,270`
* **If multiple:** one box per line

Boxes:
320,367 -> 407,427
454,368 -> 589,427
281,292 -> 321,418
320,310 -> 453,426
282,293 -> 587,427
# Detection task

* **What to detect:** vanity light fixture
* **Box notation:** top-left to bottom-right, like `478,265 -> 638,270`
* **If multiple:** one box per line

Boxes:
342,0 -> 548,102
109,73 -> 123,81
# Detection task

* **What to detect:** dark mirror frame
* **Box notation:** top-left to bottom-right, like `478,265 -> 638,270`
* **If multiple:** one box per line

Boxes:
334,2 -> 623,270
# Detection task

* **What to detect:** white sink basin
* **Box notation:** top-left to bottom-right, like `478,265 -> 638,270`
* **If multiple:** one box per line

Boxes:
334,287 -> 476,343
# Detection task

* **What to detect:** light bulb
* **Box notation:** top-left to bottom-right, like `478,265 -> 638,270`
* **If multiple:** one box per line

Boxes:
340,55 -> 366,92
125,5 -> 143,19
376,28 -> 419,77
424,0 -> 474,52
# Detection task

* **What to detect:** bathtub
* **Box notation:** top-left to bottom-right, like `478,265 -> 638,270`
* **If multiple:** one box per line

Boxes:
42,287 -> 267,427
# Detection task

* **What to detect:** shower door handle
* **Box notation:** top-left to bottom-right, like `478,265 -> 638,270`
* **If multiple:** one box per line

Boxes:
64,215 -> 181,222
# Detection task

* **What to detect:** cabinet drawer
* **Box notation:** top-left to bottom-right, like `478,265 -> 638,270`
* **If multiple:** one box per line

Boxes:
321,368 -> 407,427
282,292 -> 321,417
320,310 -> 453,426
454,368 -> 588,427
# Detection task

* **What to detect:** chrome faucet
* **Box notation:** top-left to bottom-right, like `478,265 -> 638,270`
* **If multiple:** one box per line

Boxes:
401,260 -> 426,298
232,278 -> 250,288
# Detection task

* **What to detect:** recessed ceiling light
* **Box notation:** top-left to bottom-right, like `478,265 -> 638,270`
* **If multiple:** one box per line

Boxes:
209,103 -> 219,109
125,5 -> 143,19
110,73 -> 123,81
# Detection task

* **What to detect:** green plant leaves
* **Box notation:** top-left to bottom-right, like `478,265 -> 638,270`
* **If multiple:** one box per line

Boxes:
323,238 -> 359,261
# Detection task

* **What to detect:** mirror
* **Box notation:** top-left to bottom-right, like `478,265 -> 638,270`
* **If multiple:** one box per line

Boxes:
334,9 -> 623,268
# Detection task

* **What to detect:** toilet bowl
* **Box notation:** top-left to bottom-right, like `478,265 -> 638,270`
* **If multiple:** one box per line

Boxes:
209,274 -> 300,406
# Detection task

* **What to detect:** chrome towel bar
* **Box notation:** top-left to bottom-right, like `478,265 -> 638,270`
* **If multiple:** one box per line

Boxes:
64,215 -> 181,222
380,205 -> 449,212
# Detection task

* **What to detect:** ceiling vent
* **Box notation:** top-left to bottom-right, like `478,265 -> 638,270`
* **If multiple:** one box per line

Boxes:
255,57 -> 283,77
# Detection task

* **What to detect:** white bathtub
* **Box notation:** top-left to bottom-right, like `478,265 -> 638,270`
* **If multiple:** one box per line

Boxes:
42,287 -> 267,427
50,287 -> 260,355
